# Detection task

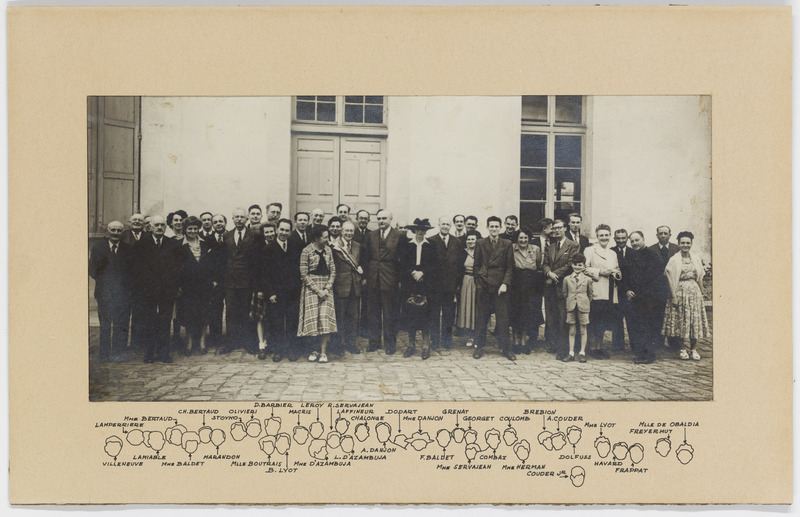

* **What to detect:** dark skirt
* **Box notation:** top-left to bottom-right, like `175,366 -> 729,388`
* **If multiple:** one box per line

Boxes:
510,268 -> 545,335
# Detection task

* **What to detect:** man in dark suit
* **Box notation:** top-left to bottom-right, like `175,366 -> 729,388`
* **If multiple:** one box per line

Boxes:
264,218 -> 303,362
363,209 -> 404,354
219,207 -> 259,355
611,228 -> 633,352
452,214 -> 467,238
199,212 -> 215,240
353,210 -> 372,244
429,215 -> 462,350
499,215 -> 520,243
536,217 -> 554,254
543,218 -> 580,360
331,220 -> 364,355
473,216 -> 515,361
352,209 -> 372,337
89,221 -> 131,363
120,213 -> 146,246
648,225 -> 681,350
204,213 -> 227,348
621,231 -> 668,364
289,211 -> 310,248
130,215 -> 184,363
566,213 -> 590,253
649,225 -> 680,266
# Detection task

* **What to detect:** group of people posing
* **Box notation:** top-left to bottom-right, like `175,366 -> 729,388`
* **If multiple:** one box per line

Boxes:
90,203 -> 710,366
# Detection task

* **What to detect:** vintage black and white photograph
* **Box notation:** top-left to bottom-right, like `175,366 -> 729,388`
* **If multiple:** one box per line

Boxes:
88,95 -> 712,402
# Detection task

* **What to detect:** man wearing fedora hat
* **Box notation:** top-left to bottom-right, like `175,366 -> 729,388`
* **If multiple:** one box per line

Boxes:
363,209 -> 404,355
473,215 -> 516,361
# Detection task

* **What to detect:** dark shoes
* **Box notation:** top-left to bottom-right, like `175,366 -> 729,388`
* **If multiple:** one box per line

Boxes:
561,354 -> 575,362
345,345 -> 361,355
633,355 -> 656,364
257,349 -> 267,360
421,348 -> 431,360
385,345 -> 396,355
159,356 -> 173,364
183,348 -> 192,357
547,346 -> 558,354
503,349 -> 516,361
367,344 -> 379,352
218,346 -> 234,355
473,348 -> 484,359
512,344 -> 522,354
199,347 -> 208,355
403,347 -> 416,358
589,349 -> 609,359
272,352 -> 284,362
556,352 -> 567,361
578,354 -> 587,363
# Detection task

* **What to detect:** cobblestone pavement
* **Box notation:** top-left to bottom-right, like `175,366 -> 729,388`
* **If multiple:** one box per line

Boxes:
89,317 -> 713,402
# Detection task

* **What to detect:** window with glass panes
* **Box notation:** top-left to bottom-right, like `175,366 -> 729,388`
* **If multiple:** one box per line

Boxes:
519,95 -> 585,232
294,96 -> 385,126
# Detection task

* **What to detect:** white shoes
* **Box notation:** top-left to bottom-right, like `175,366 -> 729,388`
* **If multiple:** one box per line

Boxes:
318,353 -> 328,364
466,338 -> 475,348
691,349 -> 701,361
679,349 -> 690,360
308,351 -> 319,362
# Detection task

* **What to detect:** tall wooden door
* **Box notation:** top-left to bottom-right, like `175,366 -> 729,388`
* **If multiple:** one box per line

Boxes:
293,134 -> 385,218
88,96 -> 140,236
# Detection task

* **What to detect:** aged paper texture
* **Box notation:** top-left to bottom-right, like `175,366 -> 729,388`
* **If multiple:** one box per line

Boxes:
7,6 -> 792,505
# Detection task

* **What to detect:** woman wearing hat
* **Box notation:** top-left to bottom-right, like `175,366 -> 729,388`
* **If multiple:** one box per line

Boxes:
400,218 -> 436,359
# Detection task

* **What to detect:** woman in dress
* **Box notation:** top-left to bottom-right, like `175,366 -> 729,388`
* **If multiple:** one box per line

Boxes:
399,218 -> 436,360
662,231 -> 710,360
252,221 -> 277,359
457,230 -> 480,348
509,227 -> 544,355
297,225 -> 337,364
178,216 -> 218,355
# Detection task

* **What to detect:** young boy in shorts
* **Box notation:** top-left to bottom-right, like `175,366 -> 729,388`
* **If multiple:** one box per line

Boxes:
562,253 -> 593,363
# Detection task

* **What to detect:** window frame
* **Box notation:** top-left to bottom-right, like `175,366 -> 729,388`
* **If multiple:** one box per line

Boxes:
292,96 -> 388,130
520,95 -> 587,230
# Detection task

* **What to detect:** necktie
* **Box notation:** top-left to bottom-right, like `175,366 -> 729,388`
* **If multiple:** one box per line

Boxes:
281,240 -> 286,252
555,240 -> 561,254
156,237 -> 162,249
133,232 -> 140,241
112,243 -> 117,255
236,230 -> 242,247
217,233 -> 222,243
301,232 -> 306,244
661,245 -> 668,263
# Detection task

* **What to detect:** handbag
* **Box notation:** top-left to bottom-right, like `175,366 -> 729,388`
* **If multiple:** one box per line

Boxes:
405,281 -> 428,308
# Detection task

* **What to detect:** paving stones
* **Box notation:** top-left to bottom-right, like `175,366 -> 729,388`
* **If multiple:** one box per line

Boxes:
89,321 -> 713,402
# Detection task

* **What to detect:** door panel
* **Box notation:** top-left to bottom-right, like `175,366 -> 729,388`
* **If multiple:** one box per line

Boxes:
293,135 -> 385,218
89,96 -> 140,236
294,135 -> 340,216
